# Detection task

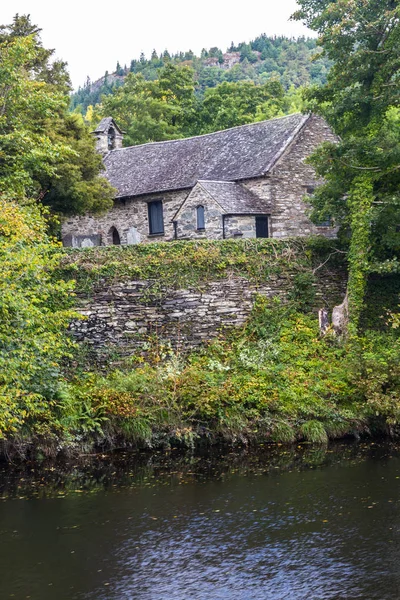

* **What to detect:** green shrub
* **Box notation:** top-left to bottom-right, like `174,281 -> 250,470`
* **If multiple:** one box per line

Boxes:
300,420 -> 328,444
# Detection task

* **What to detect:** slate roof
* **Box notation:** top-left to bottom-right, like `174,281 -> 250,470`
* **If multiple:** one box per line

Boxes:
198,181 -> 270,214
92,117 -> 123,134
104,113 -> 310,198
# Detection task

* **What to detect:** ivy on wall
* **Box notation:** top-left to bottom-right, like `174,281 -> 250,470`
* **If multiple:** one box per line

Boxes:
59,237 -> 347,303
347,177 -> 374,336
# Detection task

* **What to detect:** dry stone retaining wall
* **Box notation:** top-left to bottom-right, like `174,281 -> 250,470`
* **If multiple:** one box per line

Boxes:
71,269 -> 347,359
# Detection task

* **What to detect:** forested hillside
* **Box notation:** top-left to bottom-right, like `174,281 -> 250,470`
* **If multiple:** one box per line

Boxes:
70,35 -> 331,113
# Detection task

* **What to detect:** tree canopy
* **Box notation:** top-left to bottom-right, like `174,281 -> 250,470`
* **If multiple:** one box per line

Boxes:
197,80 -> 287,134
98,64 -> 197,145
95,65 -> 299,144
0,14 -> 115,215
71,34 -> 331,114
294,0 -> 400,331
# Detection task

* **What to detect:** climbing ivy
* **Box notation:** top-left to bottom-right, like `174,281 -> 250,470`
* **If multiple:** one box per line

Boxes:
347,177 -> 374,336
59,237 -> 345,302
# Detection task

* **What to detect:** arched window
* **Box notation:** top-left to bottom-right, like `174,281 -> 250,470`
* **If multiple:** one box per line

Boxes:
197,205 -> 205,230
109,226 -> 121,245
107,127 -> 116,150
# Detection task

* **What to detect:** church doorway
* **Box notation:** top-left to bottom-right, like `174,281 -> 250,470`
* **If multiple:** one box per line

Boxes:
109,226 -> 121,245
255,216 -> 269,238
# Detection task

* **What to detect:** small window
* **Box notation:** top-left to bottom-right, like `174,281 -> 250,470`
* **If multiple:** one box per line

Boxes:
109,226 -> 121,245
148,200 -> 164,235
197,205 -> 205,230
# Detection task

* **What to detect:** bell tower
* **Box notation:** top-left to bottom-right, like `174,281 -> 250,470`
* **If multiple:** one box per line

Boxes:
91,117 -> 124,154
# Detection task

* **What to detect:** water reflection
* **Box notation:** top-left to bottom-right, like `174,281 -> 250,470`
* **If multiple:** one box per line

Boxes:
1,442 -> 400,599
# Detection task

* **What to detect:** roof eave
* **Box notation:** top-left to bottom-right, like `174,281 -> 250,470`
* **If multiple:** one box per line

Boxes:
114,184 -> 194,201
224,211 -> 272,216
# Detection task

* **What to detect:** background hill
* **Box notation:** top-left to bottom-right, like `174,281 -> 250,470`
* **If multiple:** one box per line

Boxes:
70,34 -> 331,113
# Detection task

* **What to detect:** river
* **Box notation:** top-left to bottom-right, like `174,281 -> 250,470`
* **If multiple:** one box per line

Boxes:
0,442 -> 399,599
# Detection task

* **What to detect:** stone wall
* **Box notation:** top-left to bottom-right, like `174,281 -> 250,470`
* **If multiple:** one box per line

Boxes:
241,115 -> 338,239
62,189 -> 189,247
70,268 -> 347,359
255,114 -> 338,239
174,183 -> 224,240
62,114 -> 338,247
174,185 -> 264,240
224,215 -> 258,239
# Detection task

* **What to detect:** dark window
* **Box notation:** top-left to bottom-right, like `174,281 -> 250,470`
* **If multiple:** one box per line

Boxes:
148,200 -> 164,235
197,205 -> 205,230
255,216 -> 269,238
107,127 -> 116,150
110,226 -> 120,245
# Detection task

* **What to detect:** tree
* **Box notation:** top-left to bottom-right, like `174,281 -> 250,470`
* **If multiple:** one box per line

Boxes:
98,64 -> 197,145
196,80 -> 286,133
0,13 -> 71,94
0,35 -> 72,200
0,14 -> 115,215
39,113 -> 116,215
293,0 -> 400,332
157,63 -> 196,127
0,198 -> 76,439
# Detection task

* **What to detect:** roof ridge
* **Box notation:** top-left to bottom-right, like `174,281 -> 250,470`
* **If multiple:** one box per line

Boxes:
105,113 -> 304,155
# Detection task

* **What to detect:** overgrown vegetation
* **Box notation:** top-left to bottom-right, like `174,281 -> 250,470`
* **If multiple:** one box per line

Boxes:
3,291 -> 400,459
293,0 -> 400,331
0,199 -> 76,442
0,15 -> 112,445
59,237 -> 343,295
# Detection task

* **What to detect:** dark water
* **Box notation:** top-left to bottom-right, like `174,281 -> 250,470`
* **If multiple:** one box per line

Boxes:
1,442 -> 400,599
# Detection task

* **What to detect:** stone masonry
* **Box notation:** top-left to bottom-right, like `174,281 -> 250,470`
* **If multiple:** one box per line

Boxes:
71,269 -> 347,359
62,113 -> 338,247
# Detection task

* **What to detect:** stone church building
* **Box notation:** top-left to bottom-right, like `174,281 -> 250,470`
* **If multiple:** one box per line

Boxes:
61,113 -> 337,247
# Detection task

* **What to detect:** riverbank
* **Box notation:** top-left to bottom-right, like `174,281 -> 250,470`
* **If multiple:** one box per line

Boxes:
3,294 -> 400,461
2,238 -> 400,461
